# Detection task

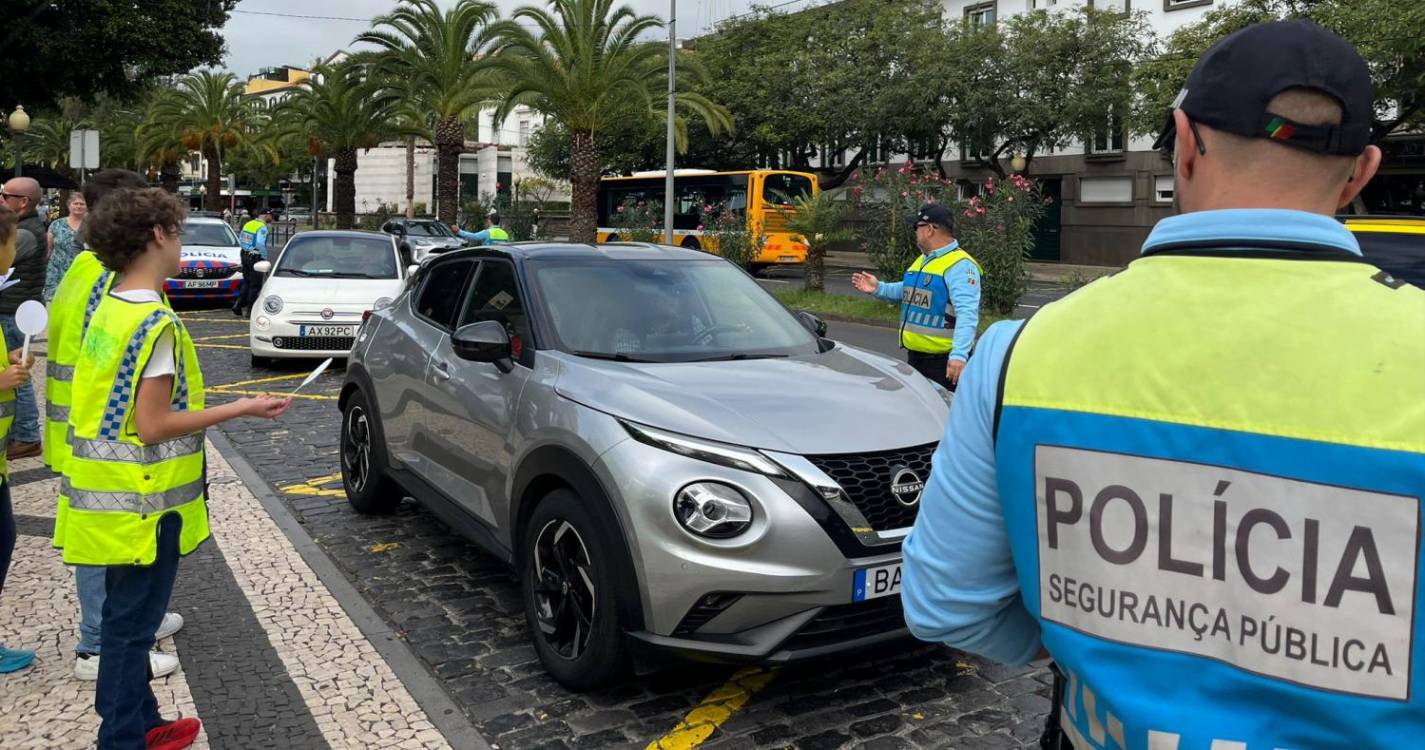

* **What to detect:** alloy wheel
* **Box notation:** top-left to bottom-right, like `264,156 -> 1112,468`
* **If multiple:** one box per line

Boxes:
342,406 -> 372,494
531,519 -> 597,660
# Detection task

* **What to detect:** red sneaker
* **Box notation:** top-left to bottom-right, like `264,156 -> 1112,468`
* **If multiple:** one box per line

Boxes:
146,717 -> 202,750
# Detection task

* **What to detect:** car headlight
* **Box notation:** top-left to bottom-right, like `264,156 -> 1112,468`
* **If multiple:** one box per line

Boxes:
675,482 -> 753,539
373,296 -> 393,309
622,421 -> 784,476
263,295 -> 283,314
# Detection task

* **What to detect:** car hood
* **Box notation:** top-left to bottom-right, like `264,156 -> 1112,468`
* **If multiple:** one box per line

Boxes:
181,244 -> 240,265
550,345 -> 948,455
262,276 -> 406,304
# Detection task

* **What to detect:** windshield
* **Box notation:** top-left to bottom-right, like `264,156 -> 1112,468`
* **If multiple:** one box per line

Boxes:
183,221 -> 238,247
274,236 -> 397,279
531,258 -> 818,362
406,222 -> 452,237
1353,230 -> 1425,289
762,173 -> 814,205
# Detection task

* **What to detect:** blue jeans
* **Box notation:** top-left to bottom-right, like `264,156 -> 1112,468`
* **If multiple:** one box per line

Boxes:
75,565 -> 105,655
0,315 -> 40,443
97,514 -> 181,750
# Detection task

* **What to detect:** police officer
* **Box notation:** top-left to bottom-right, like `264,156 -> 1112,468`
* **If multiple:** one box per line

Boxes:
851,203 -> 981,389
454,212 -> 510,246
232,209 -> 270,318
900,21 -> 1423,748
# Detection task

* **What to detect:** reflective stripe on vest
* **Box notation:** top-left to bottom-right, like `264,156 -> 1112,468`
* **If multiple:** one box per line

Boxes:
48,361 -> 75,381
84,272 -> 111,335
62,476 -> 204,514
995,252 -> 1425,746
46,402 -> 68,423
69,429 -> 203,464
899,249 -> 981,354
44,250 -> 109,470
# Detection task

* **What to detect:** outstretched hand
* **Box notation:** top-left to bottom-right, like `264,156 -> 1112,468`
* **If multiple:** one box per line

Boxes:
239,395 -> 293,419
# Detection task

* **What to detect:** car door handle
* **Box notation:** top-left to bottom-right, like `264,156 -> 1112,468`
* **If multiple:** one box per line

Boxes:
432,358 -> 452,380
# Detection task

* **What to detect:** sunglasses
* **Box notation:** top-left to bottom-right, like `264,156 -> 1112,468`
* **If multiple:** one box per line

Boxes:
0,192 -> 25,201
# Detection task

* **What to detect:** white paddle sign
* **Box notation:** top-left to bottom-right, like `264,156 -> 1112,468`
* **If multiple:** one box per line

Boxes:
291,357 -> 334,395
15,300 -> 47,365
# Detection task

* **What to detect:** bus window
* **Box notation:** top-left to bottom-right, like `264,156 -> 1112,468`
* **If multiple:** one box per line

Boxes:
762,173 -> 814,205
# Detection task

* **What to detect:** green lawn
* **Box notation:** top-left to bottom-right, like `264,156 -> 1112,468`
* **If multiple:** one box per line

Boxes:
774,288 -> 1009,332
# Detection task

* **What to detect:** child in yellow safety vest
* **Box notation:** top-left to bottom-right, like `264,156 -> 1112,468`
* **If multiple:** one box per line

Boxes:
55,188 -> 290,750
0,203 -> 36,674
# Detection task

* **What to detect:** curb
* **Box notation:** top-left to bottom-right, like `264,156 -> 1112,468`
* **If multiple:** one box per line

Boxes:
206,429 -> 492,750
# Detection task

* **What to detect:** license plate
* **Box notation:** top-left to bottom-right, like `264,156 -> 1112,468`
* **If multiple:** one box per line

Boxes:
299,325 -> 354,337
183,279 -> 221,288
853,563 -> 902,602
779,255 -> 798,263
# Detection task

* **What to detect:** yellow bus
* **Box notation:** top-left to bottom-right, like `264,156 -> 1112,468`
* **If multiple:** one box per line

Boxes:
596,169 -> 818,272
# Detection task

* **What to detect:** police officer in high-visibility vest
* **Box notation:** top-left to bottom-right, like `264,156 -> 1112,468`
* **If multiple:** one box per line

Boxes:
901,21 -> 1424,748
232,209 -> 270,318
58,187 -> 290,749
454,211 -> 510,246
44,169 -> 191,683
852,203 -> 981,390
0,203 -> 37,674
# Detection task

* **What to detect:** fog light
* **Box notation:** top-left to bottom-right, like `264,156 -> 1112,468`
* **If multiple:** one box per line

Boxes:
254,315 -> 270,331
674,483 -> 753,539
273,337 -> 284,348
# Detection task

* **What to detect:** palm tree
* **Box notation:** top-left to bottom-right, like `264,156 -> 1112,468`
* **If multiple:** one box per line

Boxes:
356,0 -> 498,224
275,63 -> 406,230
26,117 -> 80,175
148,70 -> 264,211
488,0 -> 733,243
779,189 -> 851,292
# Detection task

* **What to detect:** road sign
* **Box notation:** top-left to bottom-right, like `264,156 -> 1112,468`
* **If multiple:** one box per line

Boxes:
69,129 -> 99,170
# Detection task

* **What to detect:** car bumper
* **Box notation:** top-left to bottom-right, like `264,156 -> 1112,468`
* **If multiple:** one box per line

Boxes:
250,317 -> 359,359
593,435 -> 908,661
164,277 -> 242,300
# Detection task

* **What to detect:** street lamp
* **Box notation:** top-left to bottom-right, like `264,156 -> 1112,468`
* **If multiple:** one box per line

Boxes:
1010,151 -> 1027,174
8,105 -> 30,178
663,0 -> 676,245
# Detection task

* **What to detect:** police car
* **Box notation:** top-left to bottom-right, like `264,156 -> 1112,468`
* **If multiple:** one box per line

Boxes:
164,217 -> 243,304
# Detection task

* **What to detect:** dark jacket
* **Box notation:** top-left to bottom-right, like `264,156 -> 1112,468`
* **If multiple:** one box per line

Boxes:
0,211 -> 48,314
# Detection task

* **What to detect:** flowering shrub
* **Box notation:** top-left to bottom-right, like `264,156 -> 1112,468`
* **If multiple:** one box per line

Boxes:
609,199 -> 664,242
697,201 -> 765,269
848,160 -> 958,280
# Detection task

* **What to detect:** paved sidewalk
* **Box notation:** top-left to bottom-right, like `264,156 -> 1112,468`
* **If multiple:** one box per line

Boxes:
1,354 -> 452,749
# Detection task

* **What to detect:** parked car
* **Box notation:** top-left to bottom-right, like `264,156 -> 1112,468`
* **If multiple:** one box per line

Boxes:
249,230 -> 416,367
164,217 -> 243,304
1343,215 -> 1425,288
339,242 -> 951,689
381,217 -> 464,261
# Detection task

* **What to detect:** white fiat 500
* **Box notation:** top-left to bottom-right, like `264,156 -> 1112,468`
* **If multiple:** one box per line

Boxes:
249,230 -> 415,366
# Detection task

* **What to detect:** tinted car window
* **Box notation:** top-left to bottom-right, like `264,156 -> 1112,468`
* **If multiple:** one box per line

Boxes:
184,221 -> 238,247
1354,230 -> 1425,289
460,261 -> 531,349
416,259 -> 475,330
761,174 -> 813,205
274,236 -> 397,279
407,222 -> 452,237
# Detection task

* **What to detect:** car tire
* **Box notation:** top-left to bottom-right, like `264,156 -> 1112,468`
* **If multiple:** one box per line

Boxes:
746,263 -> 768,276
521,488 -> 630,690
681,237 -> 702,251
250,354 -> 272,368
340,388 -> 403,514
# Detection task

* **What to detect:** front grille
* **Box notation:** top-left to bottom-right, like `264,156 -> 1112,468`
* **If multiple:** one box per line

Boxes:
272,336 -> 354,351
780,597 -> 905,653
805,443 -> 936,531
177,266 -> 237,280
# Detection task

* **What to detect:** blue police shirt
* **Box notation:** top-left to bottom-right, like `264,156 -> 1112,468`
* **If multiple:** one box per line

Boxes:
901,209 -> 1364,666
239,222 -> 269,259
872,241 -> 981,361
457,227 -> 499,245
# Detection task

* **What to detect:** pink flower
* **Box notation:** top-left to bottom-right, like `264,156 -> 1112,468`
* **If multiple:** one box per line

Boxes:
616,206 -> 624,213
1044,196 -> 1054,205
977,206 -> 987,215
696,224 -> 704,231
901,191 -> 908,197
963,209 -> 976,218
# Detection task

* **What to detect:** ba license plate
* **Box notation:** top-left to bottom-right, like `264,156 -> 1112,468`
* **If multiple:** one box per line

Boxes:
853,563 -> 902,602
779,255 -> 799,263
183,279 -> 221,288
299,324 -> 354,337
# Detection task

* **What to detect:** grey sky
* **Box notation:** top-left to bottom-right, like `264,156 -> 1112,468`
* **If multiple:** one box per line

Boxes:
220,0 -> 779,77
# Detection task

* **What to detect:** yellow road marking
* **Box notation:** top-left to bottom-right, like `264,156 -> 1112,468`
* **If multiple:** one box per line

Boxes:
368,542 -> 401,553
646,667 -> 777,750
195,343 -> 250,350
180,316 -> 249,324
206,387 -> 338,401
278,472 -> 345,497
192,333 -> 250,342
210,371 -> 319,389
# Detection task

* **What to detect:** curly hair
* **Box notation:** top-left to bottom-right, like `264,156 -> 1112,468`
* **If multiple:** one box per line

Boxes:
83,188 -> 188,272
0,203 -> 16,250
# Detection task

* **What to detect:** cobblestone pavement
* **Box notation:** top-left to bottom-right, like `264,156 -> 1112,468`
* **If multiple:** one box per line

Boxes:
8,306 -> 1054,749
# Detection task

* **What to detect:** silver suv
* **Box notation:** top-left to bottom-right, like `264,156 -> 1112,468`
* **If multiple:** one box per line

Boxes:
339,243 -> 949,688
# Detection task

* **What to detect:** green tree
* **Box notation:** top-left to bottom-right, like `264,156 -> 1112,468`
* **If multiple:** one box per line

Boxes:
148,71 -> 267,211
778,189 -> 851,292
275,64 -> 406,230
1132,0 -> 1425,143
0,1 -> 236,111
356,0 -> 499,224
487,0 -> 734,243
525,112 -> 664,179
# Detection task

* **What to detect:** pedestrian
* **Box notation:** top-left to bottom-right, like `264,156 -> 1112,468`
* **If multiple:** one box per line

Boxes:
232,209 -> 270,318
46,170 -> 189,682
453,211 -> 510,246
45,192 -> 88,302
0,176 -> 50,459
900,20 -> 1424,748
0,203 -> 37,674
59,187 -> 290,749
850,203 -> 981,389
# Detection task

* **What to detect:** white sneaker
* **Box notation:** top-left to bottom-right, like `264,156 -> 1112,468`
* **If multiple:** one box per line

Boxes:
74,651 -> 182,681
155,612 -> 184,641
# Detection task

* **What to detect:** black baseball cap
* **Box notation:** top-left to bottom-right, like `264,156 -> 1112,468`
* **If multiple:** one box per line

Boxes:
1152,20 -> 1373,156
915,203 -> 954,232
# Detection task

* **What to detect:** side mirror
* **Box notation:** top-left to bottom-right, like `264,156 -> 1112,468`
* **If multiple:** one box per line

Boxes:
406,264 -> 420,278
451,320 -> 512,368
253,260 -> 272,274
796,311 -> 828,338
